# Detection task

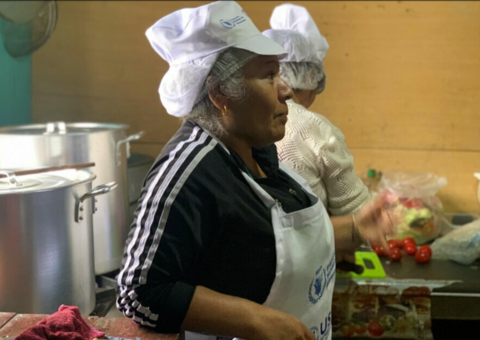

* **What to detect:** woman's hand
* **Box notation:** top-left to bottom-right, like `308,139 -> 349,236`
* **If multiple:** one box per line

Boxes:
353,193 -> 400,249
248,306 -> 315,340
182,286 -> 314,340
335,251 -> 364,274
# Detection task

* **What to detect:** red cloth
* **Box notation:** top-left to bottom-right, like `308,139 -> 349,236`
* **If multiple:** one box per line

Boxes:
15,305 -> 105,340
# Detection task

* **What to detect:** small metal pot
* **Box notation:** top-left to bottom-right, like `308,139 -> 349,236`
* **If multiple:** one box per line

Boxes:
0,169 -> 116,314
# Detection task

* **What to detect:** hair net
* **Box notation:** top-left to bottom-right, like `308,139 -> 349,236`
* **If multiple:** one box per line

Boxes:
195,48 -> 257,105
280,61 -> 324,91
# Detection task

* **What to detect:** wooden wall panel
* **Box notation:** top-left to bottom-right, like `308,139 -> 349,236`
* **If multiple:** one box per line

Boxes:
32,1 -> 480,212
302,1 -> 480,151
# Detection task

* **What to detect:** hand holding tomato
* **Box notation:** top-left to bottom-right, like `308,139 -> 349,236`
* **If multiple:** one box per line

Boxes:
353,193 -> 400,249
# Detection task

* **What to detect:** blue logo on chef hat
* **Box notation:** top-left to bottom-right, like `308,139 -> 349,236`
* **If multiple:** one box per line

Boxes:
220,15 -> 247,29
308,265 -> 326,304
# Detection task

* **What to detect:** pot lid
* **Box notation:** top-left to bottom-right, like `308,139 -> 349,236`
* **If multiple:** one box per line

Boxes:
0,169 -> 96,194
0,121 -> 129,136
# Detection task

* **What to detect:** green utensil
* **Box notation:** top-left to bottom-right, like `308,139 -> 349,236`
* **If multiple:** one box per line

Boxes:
336,251 -> 386,279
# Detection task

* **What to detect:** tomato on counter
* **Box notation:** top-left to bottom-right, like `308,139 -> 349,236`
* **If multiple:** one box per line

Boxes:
339,323 -> 355,337
353,322 -> 367,335
367,320 -> 384,337
392,239 -> 404,248
418,245 -> 432,257
372,244 -> 387,257
387,240 -> 398,250
402,237 -> 416,247
389,247 -> 403,261
415,250 -> 431,264
404,243 -> 417,255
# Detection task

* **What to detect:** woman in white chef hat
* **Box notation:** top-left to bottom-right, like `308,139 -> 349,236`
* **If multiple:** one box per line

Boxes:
263,4 -> 371,218
117,2 -> 395,340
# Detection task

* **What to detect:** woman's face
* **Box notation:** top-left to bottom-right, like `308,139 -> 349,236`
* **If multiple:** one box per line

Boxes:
222,55 -> 292,148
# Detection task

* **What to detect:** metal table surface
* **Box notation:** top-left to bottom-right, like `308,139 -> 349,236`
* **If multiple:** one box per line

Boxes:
380,256 -> 480,283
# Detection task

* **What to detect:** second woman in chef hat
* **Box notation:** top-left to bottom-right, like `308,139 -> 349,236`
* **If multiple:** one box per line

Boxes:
263,4 -> 371,218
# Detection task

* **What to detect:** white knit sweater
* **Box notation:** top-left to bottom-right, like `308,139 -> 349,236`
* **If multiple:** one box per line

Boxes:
276,100 -> 370,216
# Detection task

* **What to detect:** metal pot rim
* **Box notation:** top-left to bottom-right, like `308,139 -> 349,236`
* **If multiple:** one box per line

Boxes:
0,170 -> 96,195
0,122 -> 130,135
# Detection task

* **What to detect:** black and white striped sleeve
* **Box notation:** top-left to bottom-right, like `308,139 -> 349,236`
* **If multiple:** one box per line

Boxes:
116,126 -> 220,333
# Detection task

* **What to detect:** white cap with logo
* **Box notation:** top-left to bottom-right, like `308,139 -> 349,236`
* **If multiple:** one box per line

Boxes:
263,3 -> 329,64
146,1 -> 286,117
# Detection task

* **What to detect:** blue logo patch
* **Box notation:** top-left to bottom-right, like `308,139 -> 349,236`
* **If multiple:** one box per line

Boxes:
308,265 -> 326,304
220,16 -> 247,29
310,313 -> 332,340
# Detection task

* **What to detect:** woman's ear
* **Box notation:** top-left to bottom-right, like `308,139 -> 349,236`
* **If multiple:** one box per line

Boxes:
207,86 -> 227,112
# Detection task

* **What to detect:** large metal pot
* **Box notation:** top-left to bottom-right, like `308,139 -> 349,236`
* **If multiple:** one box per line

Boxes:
0,169 -> 116,314
0,122 -> 143,274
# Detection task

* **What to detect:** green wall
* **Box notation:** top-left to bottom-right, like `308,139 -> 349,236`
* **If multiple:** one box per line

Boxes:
0,17 -> 31,127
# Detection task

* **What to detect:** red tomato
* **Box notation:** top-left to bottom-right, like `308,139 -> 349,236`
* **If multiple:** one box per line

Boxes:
393,239 -> 404,248
422,221 -> 435,236
389,247 -> 403,261
367,320 -> 385,337
404,244 -> 417,255
373,245 -> 387,257
402,237 -> 416,248
387,240 -> 398,249
353,322 -> 367,335
418,245 -> 433,257
340,323 -> 355,337
415,250 -> 431,263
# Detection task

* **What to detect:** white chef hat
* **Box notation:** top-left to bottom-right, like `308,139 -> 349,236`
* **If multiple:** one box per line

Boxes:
263,3 -> 329,63
146,1 -> 286,117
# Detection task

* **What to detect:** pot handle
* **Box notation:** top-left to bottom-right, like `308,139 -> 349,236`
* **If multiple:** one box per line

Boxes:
75,182 -> 118,223
44,121 -> 67,135
0,171 -> 20,187
115,131 -> 145,166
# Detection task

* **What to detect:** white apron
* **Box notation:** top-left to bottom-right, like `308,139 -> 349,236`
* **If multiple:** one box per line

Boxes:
184,163 -> 336,340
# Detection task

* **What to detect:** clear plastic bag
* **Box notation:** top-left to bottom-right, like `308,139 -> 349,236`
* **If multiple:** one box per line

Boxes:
378,171 -> 447,244
431,219 -> 480,265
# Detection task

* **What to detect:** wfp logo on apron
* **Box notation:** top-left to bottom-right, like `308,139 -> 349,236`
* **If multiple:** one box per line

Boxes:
308,264 -> 326,304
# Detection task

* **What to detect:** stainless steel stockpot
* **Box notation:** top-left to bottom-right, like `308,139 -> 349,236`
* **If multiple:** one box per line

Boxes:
0,122 -> 143,274
0,169 -> 117,314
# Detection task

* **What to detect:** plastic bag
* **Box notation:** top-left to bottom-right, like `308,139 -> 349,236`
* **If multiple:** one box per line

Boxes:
431,219 -> 480,265
378,170 -> 447,244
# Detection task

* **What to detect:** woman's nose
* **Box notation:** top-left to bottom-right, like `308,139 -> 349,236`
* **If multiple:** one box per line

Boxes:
278,78 -> 293,101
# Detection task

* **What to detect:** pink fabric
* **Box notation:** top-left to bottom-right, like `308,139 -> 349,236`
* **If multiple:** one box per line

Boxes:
15,305 -> 105,340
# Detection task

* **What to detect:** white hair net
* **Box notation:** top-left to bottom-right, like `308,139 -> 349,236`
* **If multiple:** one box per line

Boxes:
279,61 -> 325,91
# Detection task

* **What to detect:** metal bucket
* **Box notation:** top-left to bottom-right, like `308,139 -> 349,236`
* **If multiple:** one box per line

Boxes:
0,122 -> 143,274
0,169 -> 116,314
